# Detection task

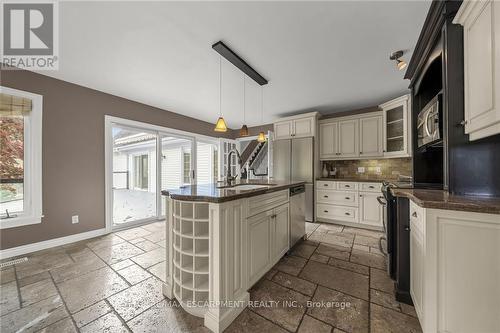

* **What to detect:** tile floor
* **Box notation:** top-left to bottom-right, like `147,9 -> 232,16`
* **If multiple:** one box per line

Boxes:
0,221 -> 422,333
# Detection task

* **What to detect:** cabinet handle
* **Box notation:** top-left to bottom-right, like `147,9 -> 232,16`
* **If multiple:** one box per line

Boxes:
360,152 -> 363,154
345,197 -> 350,200
369,186 -> 375,189
271,214 -> 277,219
324,195 -> 329,198
459,120 -> 467,126
345,212 -> 351,216
323,210 -> 329,213
412,212 -> 417,218
359,194 -> 362,197
324,184 -> 329,187
345,185 -> 350,188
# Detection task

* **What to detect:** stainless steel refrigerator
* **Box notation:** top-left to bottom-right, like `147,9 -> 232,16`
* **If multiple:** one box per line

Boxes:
272,137 -> 314,222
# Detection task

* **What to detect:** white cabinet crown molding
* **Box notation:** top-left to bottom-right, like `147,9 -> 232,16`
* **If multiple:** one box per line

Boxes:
272,111 -> 320,123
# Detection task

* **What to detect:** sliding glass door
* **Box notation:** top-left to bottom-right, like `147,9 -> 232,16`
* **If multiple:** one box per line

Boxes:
160,135 -> 194,217
107,117 -> 224,230
112,125 -> 158,226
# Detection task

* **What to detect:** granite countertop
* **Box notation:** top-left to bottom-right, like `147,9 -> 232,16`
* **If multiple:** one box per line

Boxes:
162,180 -> 305,203
316,177 -> 386,183
391,188 -> 500,215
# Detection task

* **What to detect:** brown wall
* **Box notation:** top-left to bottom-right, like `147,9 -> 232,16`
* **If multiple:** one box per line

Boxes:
0,69 -> 246,250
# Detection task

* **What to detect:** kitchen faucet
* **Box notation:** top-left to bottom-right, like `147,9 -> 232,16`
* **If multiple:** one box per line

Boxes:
226,148 -> 242,184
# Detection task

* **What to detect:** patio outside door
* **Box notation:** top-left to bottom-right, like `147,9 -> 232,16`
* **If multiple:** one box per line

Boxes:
111,125 -> 159,227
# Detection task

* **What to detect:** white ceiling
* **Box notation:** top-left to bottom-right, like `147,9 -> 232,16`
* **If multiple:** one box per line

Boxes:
42,1 -> 430,128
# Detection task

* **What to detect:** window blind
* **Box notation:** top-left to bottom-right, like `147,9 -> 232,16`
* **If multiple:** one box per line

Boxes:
0,93 -> 32,116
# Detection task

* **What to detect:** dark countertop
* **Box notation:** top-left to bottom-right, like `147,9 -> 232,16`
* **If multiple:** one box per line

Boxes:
316,177 -> 385,183
391,188 -> 500,215
162,180 -> 305,203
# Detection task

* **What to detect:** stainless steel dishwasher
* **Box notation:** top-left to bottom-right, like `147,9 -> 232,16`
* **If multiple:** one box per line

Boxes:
289,184 -> 306,247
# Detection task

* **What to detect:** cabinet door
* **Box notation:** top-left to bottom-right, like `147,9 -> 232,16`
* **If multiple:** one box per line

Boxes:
460,1 -> 500,140
410,222 -> 423,319
338,119 -> 359,158
274,121 -> 293,140
319,122 -> 338,159
272,203 -> 289,263
381,95 -> 410,157
247,211 -> 272,286
293,117 -> 314,138
360,116 -> 383,157
359,192 -> 383,227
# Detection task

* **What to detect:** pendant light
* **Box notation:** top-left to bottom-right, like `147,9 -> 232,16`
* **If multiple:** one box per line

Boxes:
239,75 -> 249,137
257,86 -> 266,143
214,56 -> 228,132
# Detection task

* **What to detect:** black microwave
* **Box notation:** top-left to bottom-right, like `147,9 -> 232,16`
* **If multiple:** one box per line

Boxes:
417,95 -> 442,148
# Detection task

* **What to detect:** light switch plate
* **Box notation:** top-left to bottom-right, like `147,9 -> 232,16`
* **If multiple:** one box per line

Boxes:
357,167 -> 365,173
72,215 -> 79,224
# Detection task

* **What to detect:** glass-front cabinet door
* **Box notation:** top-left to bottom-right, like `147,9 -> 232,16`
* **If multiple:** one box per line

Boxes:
381,94 -> 411,157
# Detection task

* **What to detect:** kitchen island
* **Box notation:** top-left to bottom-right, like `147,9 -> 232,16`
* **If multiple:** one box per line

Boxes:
161,180 -> 305,333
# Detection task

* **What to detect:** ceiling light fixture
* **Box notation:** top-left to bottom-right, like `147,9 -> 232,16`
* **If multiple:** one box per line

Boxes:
214,56 -> 228,132
240,75 -> 249,137
257,86 -> 266,143
390,50 -> 407,71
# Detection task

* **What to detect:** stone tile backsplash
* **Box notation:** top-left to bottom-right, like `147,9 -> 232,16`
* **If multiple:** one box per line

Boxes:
321,158 -> 412,181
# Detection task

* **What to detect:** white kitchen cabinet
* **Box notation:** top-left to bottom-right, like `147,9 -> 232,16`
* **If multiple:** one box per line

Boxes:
315,180 -> 383,230
454,0 -> 500,140
380,94 -> 411,157
409,201 -> 500,333
271,203 -> 289,263
319,122 -> 338,159
317,189 -> 359,207
293,117 -> 315,138
409,201 -> 424,320
247,209 -> 272,287
274,121 -> 293,140
273,112 -> 318,140
318,111 -> 388,160
247,200 -> 290,287
338,119 -> 359,158
359,115 -> 383,157
359,192 -> 383,227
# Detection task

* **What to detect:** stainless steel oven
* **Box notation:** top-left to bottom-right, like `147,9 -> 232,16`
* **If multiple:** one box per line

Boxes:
417,95 -> 441,148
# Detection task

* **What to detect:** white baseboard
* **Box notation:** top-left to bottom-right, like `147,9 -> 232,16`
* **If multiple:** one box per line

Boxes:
0,228 -> 108,260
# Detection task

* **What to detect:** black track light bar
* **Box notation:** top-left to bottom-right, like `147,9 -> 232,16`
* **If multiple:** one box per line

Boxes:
212,41 -> 268,86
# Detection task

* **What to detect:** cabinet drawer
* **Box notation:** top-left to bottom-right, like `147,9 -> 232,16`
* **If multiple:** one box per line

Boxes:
317,181 -> 337,190
317,204 -> 358,223
316,190 -> 359,207
248,190 -> 289,217
360,182 -> 382,192
337,182 -> 358,191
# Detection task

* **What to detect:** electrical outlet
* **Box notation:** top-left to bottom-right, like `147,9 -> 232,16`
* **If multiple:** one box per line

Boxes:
357,167 -> 365,173
375,166 -> 382,173
72,215 -> 79,224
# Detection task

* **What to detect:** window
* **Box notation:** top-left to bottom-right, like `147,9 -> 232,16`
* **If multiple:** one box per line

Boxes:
0,87 -> 43,229
133,154 -> 149,190
183,151 -> 191,184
